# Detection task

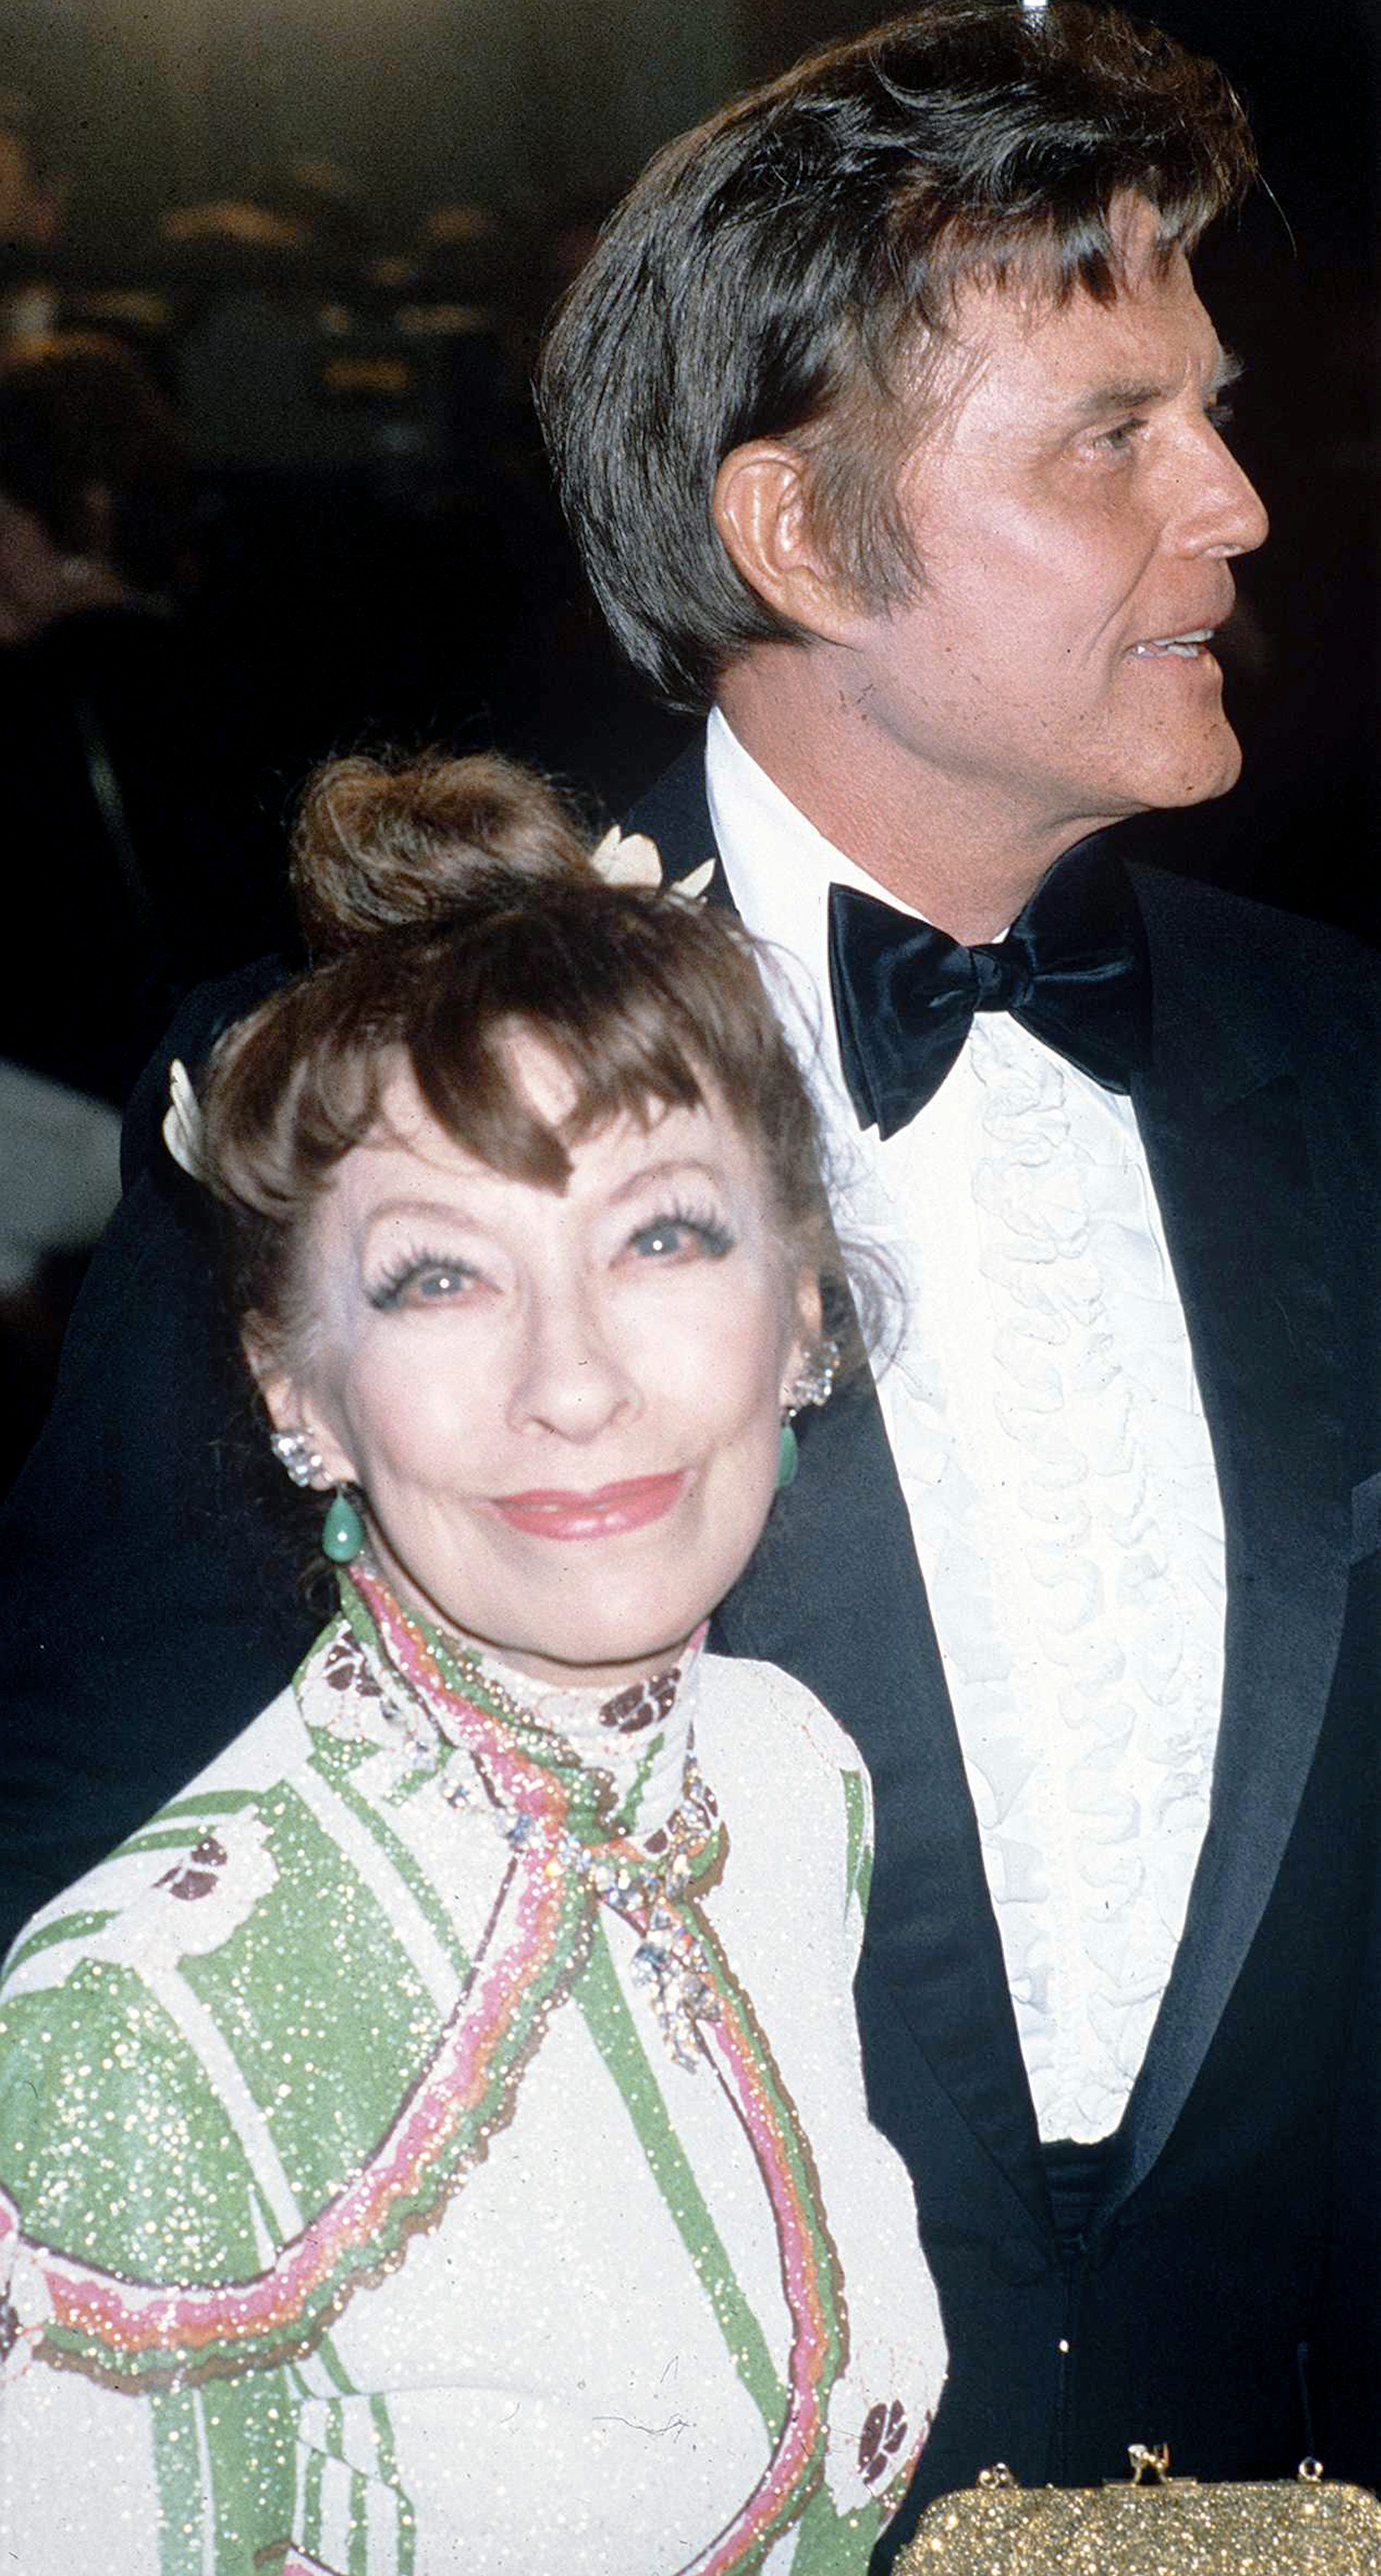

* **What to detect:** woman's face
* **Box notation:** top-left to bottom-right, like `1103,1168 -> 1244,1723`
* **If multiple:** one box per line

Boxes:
263,1041 -> 818,1689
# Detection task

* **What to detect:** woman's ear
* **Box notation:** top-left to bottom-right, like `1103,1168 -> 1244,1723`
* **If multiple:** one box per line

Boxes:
713,441 -> 859,646
247,1340 -> 357,1490
781,1269 -> 826,1405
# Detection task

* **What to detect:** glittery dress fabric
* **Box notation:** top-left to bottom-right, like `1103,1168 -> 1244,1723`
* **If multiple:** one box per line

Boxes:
0,1577 -> 946,2574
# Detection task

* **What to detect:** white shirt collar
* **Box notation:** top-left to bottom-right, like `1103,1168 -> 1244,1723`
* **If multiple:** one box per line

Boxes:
705,706 -> 940,1104
705,703 -> 930,916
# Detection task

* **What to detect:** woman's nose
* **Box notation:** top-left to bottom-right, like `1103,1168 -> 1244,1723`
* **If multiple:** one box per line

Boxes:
505,1290 -> 638,1441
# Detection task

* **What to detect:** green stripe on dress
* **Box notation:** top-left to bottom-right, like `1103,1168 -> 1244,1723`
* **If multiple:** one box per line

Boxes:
149,2386 -> 207,2576
123,1787 -> 263,1848
790,2477 -> 879,2570
369,2396 -> 418,2576
307,1732 -> 473,1986
179,1786 -> 443,2215
0,1961 -> 261,2280
4,1907 -> 114,1973
196,2368 -> 299,2575
574,1917 -> 788,2438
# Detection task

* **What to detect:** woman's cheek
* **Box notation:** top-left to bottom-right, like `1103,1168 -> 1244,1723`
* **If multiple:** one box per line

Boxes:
349,1324 -> 490,1460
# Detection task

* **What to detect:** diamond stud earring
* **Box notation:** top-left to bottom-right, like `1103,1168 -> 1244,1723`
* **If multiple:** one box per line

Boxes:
270,1428 -> 326,1489
784,1335 -> 841,1414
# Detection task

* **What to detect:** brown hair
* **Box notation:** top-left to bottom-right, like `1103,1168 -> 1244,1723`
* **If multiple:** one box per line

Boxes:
540,0 -> 1256,707
202,751 -> 852,1370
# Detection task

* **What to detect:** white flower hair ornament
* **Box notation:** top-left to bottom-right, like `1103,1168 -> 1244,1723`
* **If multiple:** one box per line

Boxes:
162,841 -> 717,1182
589,827 -> 715,906
163,1056 -> 206,1180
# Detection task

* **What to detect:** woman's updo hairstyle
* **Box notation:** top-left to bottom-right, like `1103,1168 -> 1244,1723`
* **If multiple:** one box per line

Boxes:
287,750 -> 587,955
202,750 -> 854,1371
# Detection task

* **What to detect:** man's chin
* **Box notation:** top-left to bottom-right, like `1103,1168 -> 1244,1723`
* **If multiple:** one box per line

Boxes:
1144,726 -> 1244,811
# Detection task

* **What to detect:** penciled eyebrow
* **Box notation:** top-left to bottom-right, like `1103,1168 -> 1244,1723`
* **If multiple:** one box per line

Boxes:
606,1156 -> 726,1206
1058,344 -> 1244,432
363,1197 -> 484,1233
355,1157 -> 727,1245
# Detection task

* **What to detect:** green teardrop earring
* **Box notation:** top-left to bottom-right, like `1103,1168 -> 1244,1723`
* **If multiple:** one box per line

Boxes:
321,1485 -> 365,1564
774,1336 -> 839,1495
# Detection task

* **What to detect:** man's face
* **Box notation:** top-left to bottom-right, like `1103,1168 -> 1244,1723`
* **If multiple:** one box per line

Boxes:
832,197 -> 1268,849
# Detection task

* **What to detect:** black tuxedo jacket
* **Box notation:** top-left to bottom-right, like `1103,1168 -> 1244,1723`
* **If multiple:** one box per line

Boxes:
628,750 -> 1381,2548
3,743 -> 1380,2553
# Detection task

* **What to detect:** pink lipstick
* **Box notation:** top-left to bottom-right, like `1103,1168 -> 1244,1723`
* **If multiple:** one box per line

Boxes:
489,1472 -> 687,1540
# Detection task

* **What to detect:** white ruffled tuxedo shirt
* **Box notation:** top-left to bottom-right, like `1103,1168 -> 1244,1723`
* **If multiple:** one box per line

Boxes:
706,710 -> 1227,2146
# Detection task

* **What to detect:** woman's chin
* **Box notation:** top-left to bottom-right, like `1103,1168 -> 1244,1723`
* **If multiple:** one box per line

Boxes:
367,1547 -> 702,1690
475,1616 -> 705,1693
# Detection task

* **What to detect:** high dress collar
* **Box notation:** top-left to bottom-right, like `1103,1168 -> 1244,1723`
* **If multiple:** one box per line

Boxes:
336,1562 -> 726,2086
339,1557 -> 704,1850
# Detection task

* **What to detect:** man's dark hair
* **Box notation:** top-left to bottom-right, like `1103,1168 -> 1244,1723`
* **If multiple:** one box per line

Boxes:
540,1 -> 1255,710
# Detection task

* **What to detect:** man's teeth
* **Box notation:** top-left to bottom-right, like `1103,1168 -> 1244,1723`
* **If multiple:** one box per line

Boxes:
1134,630 -> 1214,658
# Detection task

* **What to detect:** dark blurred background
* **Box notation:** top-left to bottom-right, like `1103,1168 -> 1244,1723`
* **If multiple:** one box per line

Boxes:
0,0 -> 1376,1488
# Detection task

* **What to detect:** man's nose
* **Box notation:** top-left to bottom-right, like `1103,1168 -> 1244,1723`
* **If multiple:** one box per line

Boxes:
1180,422 -> 1270,562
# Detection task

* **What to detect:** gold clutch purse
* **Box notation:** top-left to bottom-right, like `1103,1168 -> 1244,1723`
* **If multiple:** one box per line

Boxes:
896,2445 -> 1381,2573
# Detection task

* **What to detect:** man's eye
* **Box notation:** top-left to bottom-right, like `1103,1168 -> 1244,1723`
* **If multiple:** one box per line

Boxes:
1206,398 -> 1236,433
627,1214 -> 733,1261
1096,416 -> 1145,455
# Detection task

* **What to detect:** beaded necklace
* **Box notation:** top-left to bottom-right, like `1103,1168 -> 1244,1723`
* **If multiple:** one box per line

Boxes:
345,1561 -> 726,2070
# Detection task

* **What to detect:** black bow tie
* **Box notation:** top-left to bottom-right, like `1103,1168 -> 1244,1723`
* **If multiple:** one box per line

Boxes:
827,840 -> 1152,1140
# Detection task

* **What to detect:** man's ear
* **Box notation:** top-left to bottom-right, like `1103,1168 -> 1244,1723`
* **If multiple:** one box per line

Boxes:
713,440 -> 858,645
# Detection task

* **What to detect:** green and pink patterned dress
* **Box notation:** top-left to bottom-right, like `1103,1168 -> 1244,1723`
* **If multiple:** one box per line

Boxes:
0,1567 -> 946,2573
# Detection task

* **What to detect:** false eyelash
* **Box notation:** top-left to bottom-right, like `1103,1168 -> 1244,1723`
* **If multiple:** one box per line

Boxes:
632,1199 -> 736,1259
367,1247 -> 474,1310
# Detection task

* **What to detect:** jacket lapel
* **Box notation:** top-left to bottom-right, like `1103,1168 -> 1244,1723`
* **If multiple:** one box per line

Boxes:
626,742 -> 730,897
631,744 -> 1050,2232
715,1377 -> 1052,2238
1111,886 -> 1352,2206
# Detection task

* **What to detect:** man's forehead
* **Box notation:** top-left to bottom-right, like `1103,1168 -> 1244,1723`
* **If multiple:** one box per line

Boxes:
929,236 -> 1229,436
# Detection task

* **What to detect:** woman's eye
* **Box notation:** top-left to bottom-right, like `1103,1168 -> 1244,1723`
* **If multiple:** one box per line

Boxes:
370,1259 -> 479,1311
626,1214 -> 733,1262
412,1266 -> 473,1300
